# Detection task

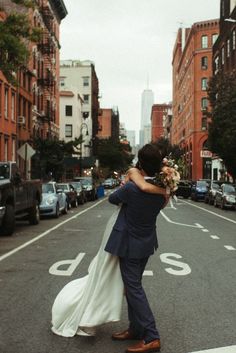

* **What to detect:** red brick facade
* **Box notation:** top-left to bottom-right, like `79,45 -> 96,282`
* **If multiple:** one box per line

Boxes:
151,104 -> 171,142
172,20 -> 219,180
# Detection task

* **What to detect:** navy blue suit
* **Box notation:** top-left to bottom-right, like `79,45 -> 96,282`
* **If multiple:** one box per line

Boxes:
105,181 -> 165,342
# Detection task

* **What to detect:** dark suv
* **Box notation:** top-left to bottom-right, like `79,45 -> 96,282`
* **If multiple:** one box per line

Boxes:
74,177 -> 98,201
191,180 -> 208,201
175,180 -> 192,199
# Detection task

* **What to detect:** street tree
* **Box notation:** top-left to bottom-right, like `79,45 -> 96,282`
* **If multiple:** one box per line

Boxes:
32,137 -> 83,181
0,0 -> 41,83
207,71 -> 236,181
96,138 -> 134,174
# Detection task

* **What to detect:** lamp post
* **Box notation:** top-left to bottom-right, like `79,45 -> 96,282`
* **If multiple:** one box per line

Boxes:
79,122 -> 89,176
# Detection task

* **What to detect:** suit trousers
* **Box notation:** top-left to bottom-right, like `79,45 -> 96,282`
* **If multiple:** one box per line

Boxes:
119,256 -> 160,343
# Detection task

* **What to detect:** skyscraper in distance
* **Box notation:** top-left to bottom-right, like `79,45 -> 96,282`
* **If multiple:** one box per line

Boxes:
140,88 -> 154,147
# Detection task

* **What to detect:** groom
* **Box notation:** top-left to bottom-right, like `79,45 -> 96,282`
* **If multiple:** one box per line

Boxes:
105,143 -> 166,353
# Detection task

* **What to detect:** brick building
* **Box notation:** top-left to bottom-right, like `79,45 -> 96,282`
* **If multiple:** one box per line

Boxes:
151,103 -> 171,142
0,0 -> 67,176
213,0 -> 236,75
172,20 -> 219,180
97,107 -> 120,141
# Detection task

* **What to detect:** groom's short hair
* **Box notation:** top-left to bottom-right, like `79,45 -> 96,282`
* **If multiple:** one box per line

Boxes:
137,144 -> 162,177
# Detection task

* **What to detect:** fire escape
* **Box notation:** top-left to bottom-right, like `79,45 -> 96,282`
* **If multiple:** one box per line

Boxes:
37,3 -> 57,137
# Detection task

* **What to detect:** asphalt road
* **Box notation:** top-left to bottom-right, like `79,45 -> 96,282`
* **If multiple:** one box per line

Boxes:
0,193 -> 236,353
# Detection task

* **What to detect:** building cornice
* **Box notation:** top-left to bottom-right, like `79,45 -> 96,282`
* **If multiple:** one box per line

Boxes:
49,0 -> 68,20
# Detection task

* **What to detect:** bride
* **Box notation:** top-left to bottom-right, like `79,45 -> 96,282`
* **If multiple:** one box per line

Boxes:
51,168 -> 167,338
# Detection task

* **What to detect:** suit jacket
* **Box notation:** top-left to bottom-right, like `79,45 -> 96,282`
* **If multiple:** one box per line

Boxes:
105,181 -> 165,259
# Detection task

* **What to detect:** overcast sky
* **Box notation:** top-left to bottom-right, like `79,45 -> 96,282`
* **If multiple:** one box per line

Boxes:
60,0 -> 220,142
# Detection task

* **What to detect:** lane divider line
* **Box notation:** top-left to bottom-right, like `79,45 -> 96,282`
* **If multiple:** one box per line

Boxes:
161,211 -> 204,229
224,245 -> 236,251
0,198 -> 107,263
210,235 -> 220,240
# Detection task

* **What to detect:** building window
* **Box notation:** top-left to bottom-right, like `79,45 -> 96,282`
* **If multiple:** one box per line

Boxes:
201,97 -> 208,110
11,92 -> 15,121
227,39 -> 230,57
65,105 -> 73,116
4,87 -> 9,118
201,35 -> 208,48
221,46 -> 225,65
201,78 -> 207,91
65,124 -> 73,137
83,94 -> 89,104
201,117 -> 207,130
232,30 -> 236,50
60,78 -> 65,87
83,76 -> 89,87
201,56 -> 208,69
212,34 -> 218,45
4,138 -> 8,161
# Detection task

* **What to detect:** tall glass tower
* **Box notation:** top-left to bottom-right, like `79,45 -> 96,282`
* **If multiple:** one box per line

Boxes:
140,89 -> 154,147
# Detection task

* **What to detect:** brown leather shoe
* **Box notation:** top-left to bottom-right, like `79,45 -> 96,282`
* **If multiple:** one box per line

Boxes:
112,329 -> 139,341
126,339 -> 161,353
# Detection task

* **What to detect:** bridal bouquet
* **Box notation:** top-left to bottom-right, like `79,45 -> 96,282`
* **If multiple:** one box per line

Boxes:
155,155 -> 180,195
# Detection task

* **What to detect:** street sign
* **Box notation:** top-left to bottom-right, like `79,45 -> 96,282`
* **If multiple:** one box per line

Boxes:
17,143 -> 35,160
200,150 -> 212,158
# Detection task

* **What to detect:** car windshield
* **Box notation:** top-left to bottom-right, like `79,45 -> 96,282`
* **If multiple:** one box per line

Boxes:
197,181 -> 207,186
224,184 -> 235,193
57,184 -> 69,191
42,183 -> 54,193
212,182 -> 220,189
71,182 -> 82,190
80,179 -> 92,186
0,164 -> 10,180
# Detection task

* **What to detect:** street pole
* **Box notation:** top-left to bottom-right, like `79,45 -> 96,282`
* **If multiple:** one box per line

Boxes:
79,122 -> 89,177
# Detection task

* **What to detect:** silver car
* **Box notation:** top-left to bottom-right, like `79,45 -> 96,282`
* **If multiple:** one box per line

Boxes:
214,183 -> 236,210
39,182 -> 68,218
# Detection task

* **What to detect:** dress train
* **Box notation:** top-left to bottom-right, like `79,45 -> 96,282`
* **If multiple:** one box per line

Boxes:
51,208 -> 123,337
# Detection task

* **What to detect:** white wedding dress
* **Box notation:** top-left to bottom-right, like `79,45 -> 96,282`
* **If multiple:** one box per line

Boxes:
51,208 -> 124,337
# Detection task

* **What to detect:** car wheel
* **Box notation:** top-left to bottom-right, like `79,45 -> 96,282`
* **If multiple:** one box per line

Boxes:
214,199 -> 218,208
62,202 -> 68,214
54,203 -> 60,218
220,200 -> 225,210
0,204 -> 15,236
29,201 -> 40,225
72,199 -> 78,208
80,196 -> 84,205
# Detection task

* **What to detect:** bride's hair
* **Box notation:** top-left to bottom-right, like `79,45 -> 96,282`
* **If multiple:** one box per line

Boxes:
137,144 -> 162,177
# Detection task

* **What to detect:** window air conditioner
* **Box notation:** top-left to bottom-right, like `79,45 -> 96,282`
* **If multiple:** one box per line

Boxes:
32,105 -> 37,112
18,116 -> 26,124
32,69 -> 37,76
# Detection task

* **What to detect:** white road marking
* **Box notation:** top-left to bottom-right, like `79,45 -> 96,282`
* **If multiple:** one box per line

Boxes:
189,345 -> 236,352
182,200 -> 236,225
0,198 -> 107,263
202,229 -> 209,232
49,252 -> 85,276
169,198 -> 177,210
224,245 -> 236,251
160,253 -> 191,276
143,270 -> 153,276
161,211 -> 204,229
210,235 -> 220,240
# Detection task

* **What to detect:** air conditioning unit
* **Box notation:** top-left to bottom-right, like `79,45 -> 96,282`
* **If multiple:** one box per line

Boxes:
40,110 -> 45,116
51,58 -> 56,64
32,105 -> 37,112
32,69 -> 37,76
18,116 -> 26,125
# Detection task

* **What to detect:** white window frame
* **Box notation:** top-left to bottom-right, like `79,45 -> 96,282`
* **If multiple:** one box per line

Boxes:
201,35 -> 208,49
65,124 -> 73,138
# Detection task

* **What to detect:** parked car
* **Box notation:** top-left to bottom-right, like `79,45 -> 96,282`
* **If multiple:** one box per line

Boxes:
39,182 -> 68,218
190,180 -> 208,201
204,180 -> 223,205
74,177 -> 98,201
0,161 -> 42,236
175,180 -> 192,199
70,181 -> 87,204
214,183 -> 236,209
103,178 -> 116,189
57,183 -> 78,208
